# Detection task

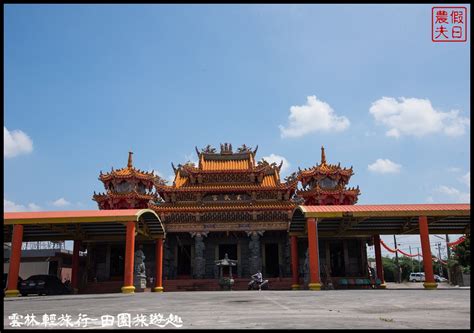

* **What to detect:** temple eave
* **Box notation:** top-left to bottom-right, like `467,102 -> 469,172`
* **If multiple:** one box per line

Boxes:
149,203 -> 296,213
164,221 -> 289,232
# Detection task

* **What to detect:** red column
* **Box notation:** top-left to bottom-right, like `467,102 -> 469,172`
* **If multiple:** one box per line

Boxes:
373,235 -> 386,288
419,216 -> 437,289
121,221 -> 136,293
153,238 -> 164,292
290,235 -> 300,290
307,218 -> 321,290
6,225 -> 24,297
71,240 -> 81,293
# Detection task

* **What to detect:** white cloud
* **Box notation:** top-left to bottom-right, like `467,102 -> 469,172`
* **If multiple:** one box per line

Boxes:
367,159 -> 402,174
262,153 -> 291,176
447,167 -> 461,173
4,199 -> 26,212
4,199 -> 41,212
369,97 -> 469,138
4,126 -> 34,158
27,203 -> 42,211
435,185 -> 470,202
279,95 -> 350,138
52,198 -> 71,207
460,172 -> 470,188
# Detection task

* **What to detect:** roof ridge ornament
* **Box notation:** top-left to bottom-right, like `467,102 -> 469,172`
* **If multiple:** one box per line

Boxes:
202,145 -> 217,154
128,151 -> 133,168
253,145 -> 258,155
237,144 -> 252,153
220,142 -> 233,154
321,146 -> 326,165
278,160 -> 283,171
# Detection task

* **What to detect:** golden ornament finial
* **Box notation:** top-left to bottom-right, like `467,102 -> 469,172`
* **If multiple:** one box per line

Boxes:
321,146 -> 326,165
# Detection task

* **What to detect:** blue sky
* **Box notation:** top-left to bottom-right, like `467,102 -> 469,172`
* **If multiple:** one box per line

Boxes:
4,5 -> 470,256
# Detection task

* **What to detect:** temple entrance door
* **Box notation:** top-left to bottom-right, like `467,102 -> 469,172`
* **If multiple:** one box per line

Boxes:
110,244 -> 125,280
219,244 -> 237,276
329,241 -> 345,276
264,243 -> 280,277
177,245 -> 191,277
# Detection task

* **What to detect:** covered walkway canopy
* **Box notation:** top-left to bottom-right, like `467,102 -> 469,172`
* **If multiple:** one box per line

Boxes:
287,203 -> 470,291
288,204 -> 470,236
3,209 -> 166,296
3,209 -> 166,242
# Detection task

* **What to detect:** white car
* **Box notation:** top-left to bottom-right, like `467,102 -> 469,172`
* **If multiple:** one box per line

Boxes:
434,274 -> 448,282
409,272 -> 425,282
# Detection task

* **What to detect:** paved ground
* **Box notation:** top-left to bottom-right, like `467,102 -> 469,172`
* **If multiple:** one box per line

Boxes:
3,285 -> 471,329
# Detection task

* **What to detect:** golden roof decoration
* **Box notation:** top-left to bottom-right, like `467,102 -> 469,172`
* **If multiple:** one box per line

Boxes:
99,152 -> 157,182
321,146 -> 326,165
297,146 -> 354,178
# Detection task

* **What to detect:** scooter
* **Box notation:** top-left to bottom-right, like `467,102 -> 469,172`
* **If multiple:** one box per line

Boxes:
247,276 -> 269,290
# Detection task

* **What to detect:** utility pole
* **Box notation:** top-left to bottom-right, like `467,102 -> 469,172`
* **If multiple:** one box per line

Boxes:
409,245 -> 414,273
437,243 -> 443,277
393,235 -> 401,283
446,235 -> 451,283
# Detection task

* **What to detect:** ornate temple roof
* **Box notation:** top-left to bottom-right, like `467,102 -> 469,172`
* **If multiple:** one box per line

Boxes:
149,201 -> 296,212
93,191 -> 156,201
298,146 -> 354,180
157,143 -> 296,192
296,186 -> 360,197
98,152 -> 162,183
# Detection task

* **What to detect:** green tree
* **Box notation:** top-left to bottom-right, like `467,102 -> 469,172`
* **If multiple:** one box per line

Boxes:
398,256 -> 416,281
382,256 -> 397,282
449,235 -> 470,273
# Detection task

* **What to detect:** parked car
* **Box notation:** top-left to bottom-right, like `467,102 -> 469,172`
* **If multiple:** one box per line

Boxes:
409,272 -> 425,282
3,273 -> 24,296
19,275 -> 72,296
434,274 -> 448,282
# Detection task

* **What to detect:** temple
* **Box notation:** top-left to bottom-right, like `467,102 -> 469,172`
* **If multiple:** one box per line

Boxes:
297,147 -> 360,205
93,152 -> 159,209
85,143 -> 368,291
5,143 -> 469,296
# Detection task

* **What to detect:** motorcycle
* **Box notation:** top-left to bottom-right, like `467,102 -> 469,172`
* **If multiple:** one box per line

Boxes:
247,276 -> 269,290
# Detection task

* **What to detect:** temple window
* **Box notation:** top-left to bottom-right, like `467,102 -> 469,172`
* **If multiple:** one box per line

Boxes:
136,182 -> 146,194
319,177 -> 337,189
116,181 -> 132,193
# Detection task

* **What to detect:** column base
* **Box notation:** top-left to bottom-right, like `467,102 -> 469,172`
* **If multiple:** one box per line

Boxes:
291,284 -> 300,290
152,286 -> 164,292
121,286 -> 135,294
379,283 -> 387,289
423,282 -> 438,289
308,283 -> 322,291
5,289 -> 20,297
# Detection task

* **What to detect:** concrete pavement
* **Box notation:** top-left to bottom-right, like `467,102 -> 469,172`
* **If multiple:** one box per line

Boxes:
3,288 -> 471,329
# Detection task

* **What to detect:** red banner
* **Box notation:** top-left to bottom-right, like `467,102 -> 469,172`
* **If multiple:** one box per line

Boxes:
379,238 -> 449,261
397,248 -> 419,257
379,238 -> 398,253
447,236 -> 466,248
